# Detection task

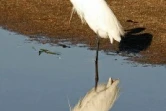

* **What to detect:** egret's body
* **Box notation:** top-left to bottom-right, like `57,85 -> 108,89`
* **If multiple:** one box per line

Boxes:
72,78 -> 119,111
70,0 -> 124,43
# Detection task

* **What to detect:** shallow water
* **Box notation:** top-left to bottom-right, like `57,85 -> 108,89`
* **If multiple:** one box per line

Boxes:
0,28 -> 166,111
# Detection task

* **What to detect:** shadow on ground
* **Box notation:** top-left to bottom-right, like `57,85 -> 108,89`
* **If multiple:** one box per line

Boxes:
119,27 -> 153,53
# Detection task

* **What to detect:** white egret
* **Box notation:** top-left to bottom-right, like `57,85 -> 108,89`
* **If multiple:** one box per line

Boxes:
71,78 -> 120,111
69,0 -> 124,46
69,0 -> 124,88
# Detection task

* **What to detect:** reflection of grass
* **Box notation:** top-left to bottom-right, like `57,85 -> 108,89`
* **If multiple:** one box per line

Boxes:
39,49 -> 61,56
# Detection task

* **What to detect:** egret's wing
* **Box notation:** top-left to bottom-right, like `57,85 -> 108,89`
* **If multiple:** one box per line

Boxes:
82,0 -> 124,43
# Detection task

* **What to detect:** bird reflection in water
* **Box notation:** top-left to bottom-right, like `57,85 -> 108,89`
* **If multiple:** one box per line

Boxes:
71,78 -> 120,111
70,36 -> 120,111
68,39 -> 120,111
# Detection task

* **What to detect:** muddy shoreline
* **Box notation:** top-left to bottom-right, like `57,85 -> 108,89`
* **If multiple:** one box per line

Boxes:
0,0 -> 166,64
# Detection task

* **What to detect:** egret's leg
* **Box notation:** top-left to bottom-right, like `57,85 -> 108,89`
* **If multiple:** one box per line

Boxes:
95,36 -> 100,62
95,36 -> 100,90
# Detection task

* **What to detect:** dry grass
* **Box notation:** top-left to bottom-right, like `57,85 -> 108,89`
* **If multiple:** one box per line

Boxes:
0,0 -> 166,64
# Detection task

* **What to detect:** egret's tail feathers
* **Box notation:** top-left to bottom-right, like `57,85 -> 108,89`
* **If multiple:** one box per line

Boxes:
108,32 -> 121,44
120,27 -> 125,37
116,19 -> 125,37
108,22 -> 124,44
108,11 -> 125,44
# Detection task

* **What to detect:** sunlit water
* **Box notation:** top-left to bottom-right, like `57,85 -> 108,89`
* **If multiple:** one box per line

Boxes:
0,28 -> 166,111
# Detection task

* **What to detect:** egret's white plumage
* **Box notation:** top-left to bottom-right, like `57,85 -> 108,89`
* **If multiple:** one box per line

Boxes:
70,0 -> 124,43
71,78 -> 120,111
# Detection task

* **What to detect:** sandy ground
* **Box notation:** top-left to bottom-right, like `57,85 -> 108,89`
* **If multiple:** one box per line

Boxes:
0,0 -> 166,64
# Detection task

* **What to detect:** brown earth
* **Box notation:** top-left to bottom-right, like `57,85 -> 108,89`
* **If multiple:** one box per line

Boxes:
0,0 -> 166,64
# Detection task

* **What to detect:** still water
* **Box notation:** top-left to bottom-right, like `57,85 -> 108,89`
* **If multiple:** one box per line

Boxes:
0,28 -> 166,111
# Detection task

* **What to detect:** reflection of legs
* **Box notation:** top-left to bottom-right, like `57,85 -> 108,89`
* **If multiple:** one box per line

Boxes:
95,36 -> 100,90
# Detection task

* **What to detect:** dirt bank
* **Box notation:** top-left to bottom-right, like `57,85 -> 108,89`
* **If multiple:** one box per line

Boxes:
0,0 -> 166,64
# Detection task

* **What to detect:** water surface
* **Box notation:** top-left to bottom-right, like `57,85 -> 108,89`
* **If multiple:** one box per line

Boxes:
0,28 -> 166,111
